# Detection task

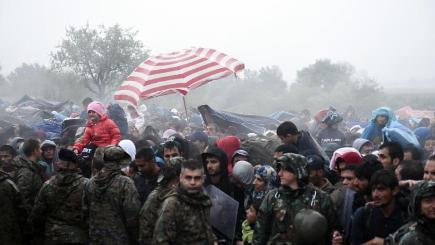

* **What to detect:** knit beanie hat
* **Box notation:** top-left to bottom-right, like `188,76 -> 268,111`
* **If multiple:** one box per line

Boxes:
87,101 -> 106,117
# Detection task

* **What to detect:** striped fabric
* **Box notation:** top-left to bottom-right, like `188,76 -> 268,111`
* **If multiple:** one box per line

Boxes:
113,47 -> 245,106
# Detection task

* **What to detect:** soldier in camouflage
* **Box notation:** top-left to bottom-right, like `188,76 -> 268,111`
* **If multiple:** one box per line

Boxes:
153,159 -> 217,245
397,181 -> 435,245
12,138 -> 44,213
83,145 -> 140,245
29,148 -> 88,245
139,156 -> 184,244
0,169 -> 27,245
252,153 -> 338,245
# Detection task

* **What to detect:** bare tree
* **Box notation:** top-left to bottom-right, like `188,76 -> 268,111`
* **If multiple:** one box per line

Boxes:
51,24 -> 148,99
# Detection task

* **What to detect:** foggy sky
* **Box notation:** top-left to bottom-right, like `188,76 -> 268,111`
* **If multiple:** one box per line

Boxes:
1,0 -> 434,89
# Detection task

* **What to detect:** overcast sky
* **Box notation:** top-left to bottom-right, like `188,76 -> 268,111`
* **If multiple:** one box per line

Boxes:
1,0 -> 434,88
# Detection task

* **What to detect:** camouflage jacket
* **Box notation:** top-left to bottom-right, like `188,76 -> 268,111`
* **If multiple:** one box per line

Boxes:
83,167 -> 140,245
139,184 -> 176,244
153,188 -> 217,245
252,185 -> 338,245
0,171 -> 26,245
29,170 -> 88,245
12,156 -> 45,213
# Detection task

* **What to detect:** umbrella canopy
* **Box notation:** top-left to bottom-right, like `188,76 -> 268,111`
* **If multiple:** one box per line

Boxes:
114,47 -> 245,106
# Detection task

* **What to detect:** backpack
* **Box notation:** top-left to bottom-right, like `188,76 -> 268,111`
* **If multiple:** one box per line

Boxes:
240,136 -> 281,165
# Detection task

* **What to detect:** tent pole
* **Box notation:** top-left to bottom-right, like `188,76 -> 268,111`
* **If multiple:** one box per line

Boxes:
183,95 -> 188,120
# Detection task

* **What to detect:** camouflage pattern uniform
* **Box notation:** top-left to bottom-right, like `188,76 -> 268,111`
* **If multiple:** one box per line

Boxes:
252,153 -> 338,245
395,181 -> 435,245
29,169 -> 88,244
153,188 -> 217,245
0,170 -> 26,245
12,156 -> 44,212
138,157 -> 183,244
83,146 -> 140,245
139,185 -> 176,244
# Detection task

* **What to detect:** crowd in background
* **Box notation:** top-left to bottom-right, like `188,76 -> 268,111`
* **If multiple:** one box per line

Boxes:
1,97 -> 435,245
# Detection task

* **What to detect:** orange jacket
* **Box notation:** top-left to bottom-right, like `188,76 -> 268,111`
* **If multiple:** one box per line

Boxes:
73,115 -> 121,152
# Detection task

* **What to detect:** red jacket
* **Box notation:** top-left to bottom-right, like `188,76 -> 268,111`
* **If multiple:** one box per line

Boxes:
73,115 -> 121,152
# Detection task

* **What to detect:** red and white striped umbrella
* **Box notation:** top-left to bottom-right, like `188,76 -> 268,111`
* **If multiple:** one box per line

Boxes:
114,47 -> 245,106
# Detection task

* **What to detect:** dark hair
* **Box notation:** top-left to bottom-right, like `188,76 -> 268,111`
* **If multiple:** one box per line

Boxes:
399,160 -> 424,181
22,138 -> 40,158
276,121 -> 299,137
306,154 -> 325,171
355,161 -> 383,181
274,144 -> 299,154
163,140 -> 182,153
370,169 -> 398,189
380,142 -> 404,162
135,148 -> 155,162
342,164 -> 358,173
403,144 -> 422,161
428,154 -> 435,162
134,139 -> 153,150
127,105 -> 135,110
181,159 -> 204,172
0,145 -> 17,157
82,97 -> 93,106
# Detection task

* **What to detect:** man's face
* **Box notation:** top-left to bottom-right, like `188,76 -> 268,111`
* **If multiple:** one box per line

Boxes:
356,177 -> 369,193
205,156 -> 221,176
420,196 -> 435,219
372,184 -> 395,207
309,169 -> 324,187
360,144 -> 374,156
180,168 -> 204,194
254,174 -> 266,192
376,115 -> 388,127
341,170 -> 357,190
424,139 -> 435,153
278,168 -> 297,187
192,140 -> 206,151
135,157 -> 154,174
378,148 -> 393,169
163,147 -> 180,163
424,160 -> 435,181
403,151 -> 413,161
42,147 -> 55,160
0,151 -> 13,165
279,134 -> 297,145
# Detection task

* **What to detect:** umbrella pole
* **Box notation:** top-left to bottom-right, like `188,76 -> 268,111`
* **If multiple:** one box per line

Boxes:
182,96 -> 189,120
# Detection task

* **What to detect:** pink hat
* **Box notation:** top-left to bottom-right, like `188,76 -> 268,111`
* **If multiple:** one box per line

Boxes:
87,101 -> 106,116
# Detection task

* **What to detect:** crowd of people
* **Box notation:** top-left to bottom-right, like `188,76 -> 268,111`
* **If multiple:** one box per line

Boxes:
1,98 -> 435,245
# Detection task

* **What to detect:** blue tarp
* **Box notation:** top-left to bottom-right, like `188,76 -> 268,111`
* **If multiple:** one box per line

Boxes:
198,105 -> 280,136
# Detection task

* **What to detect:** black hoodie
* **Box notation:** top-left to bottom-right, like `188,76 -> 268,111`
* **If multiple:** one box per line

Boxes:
201,147 -> 232,195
